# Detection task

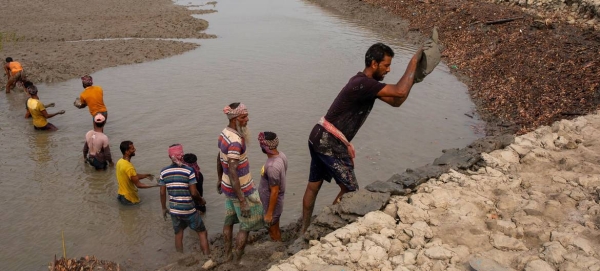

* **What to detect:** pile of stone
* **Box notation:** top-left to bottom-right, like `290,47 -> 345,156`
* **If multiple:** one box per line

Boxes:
269,112 -> 600,271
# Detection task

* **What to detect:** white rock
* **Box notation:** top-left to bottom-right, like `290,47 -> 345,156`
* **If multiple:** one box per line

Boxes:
490,234 -> 528,251
405,221 -> 433,238
404,249 -> 418,265
524,259 -> 554,271
542,241 -> 566,264
424,246 -> 454,260
358,211 -> 396,232
577,175 -> 600,188
396,201 -> 429,224
490,148 -> 521,165
291,256 -> 311,270
366,233 -> 391,251
321,247 -> 350,265
383,203 -> 399,218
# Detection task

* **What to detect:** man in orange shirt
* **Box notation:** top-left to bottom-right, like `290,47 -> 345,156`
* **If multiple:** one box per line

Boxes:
74,75 -> 108,123
4,57 -> 27,93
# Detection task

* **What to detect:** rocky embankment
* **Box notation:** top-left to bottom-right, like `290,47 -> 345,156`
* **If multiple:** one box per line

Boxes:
270,113 -> 600,270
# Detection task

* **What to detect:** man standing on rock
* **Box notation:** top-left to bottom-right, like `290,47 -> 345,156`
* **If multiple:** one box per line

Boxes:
116,140 -> 157,205
301,43 -> 428,234
4,57 -> 27,93
159,144 -> 210,254
217,102 -> 264,262
258,131 -> 288,241
83,113 -> 114,170
74,75 -> 108,124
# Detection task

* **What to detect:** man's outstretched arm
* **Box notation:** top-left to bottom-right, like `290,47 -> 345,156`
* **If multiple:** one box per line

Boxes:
377,49 -> 423,107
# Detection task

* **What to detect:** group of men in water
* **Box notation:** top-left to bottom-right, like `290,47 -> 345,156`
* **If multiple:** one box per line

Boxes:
4,39 -> 438,263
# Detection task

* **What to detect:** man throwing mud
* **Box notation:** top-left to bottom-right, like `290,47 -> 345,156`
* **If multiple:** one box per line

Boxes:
301,43 -> 427,234
74,75 -> 108,123
4,57 -> 26,93
217,102 -> 264,262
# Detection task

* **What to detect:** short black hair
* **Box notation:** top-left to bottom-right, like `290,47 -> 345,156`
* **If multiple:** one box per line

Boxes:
95,121 -> 106,128
264,131 -> 277,140
23,80 -> 33,88
229,102 -> 240,109
183,153 -> 197,163
6,57 -> 13,63
120,141 -> 133,154
365,43 -> 394,67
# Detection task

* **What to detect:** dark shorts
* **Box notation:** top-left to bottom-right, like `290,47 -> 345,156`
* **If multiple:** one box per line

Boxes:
34,123 -> 57,131
308,142 -> 358,191
117,194 -> 138,206
87,156 -> 107,170
171,211 -> 206,234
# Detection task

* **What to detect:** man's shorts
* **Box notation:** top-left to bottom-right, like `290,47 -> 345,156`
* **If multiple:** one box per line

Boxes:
171,211 -> 206,234
87,156 -> 108,170
7,71 -> 24,85
33,123 -> 57,131
308,142 -> 358,191
224,190 -> 264,231
117,194 -> 138,206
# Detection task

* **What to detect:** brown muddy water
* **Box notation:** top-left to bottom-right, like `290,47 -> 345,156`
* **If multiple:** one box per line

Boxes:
0,0 -> 483,270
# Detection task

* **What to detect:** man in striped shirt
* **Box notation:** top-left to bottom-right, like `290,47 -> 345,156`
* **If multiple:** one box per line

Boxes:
217,102 -> 264,262
159,144 -> 210,254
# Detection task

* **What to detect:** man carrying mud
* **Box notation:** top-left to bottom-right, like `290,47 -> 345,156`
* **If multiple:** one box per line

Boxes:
74,75 -> 108,123
217,102 -> 264,262
24,85 -> 65,131
301,43 -> 431,234
159,144 -> 210,254
83,113 -> 114,170
258,131 -> 288,241
4,57 -> 26,93
115,141 -> 157,205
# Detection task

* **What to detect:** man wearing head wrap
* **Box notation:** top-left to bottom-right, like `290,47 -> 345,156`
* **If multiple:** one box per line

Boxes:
4,57 -> 27,93
257,131 -> 287,241
115,141 -> 157,205
74,75 -> 108,123
159,144 -> 210,254
217,102 -> 263,262
183,153 -> 206,213
83,113 -> 113,170
24,85 -> 65,131
302,42 -> 434,235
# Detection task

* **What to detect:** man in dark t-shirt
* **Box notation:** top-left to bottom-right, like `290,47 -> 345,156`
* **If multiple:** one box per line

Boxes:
302,43 -> 424,234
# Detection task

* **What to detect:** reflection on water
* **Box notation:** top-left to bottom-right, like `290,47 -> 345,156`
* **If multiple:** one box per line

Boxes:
0,0 -> 483,270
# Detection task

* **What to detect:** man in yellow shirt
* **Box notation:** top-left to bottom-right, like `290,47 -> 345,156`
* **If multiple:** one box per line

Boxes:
74,75 -> 108,123
116,140 -> 157,205
4,57 -> 27,93
24,86 -> 65,131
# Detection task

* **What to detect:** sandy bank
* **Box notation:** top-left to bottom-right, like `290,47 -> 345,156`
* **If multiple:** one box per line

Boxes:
0,0 -> 215,84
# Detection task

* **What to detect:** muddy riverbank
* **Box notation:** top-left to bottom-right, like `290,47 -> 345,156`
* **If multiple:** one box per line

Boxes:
308,0 -> 599,135
0,0 -> 215,85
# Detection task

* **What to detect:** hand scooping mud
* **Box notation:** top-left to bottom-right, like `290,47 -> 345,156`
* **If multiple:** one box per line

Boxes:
58,110 -> 66,114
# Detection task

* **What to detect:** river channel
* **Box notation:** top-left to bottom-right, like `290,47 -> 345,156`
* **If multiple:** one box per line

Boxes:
0,0 -> 483,269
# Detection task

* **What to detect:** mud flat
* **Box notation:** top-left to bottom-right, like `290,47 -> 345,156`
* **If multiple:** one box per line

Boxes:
0,0 -> 215,84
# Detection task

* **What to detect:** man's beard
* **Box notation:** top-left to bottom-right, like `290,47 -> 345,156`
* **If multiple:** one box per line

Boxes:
373,70 -> 385,81
236,120 -> 251,146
